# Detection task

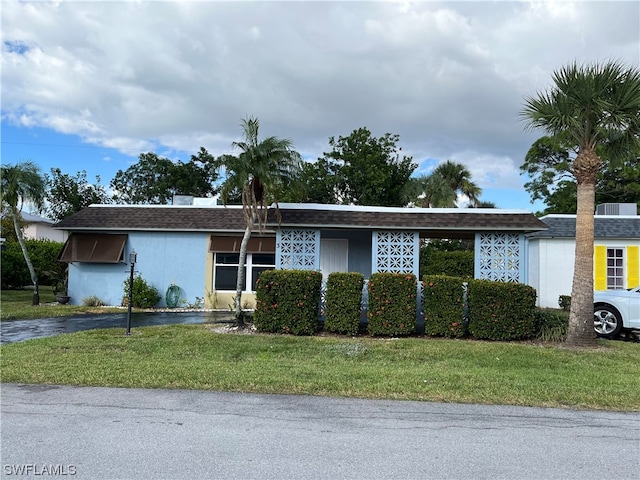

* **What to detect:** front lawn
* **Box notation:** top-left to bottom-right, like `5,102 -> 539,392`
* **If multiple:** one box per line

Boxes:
1,324 -> 638,411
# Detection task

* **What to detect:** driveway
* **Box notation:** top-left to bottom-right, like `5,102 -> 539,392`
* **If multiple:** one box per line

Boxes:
2,383 -> 638,480
0,312 -> 232,344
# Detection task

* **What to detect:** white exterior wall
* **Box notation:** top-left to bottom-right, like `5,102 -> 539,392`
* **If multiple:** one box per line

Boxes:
24,222 -> 67,242
67,232 -> 209,307
528,237 -> 640,308
528,238 -> 575,308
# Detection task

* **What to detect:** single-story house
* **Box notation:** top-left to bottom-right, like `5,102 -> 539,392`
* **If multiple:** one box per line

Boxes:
53,201 -> 547,310
3,212 -> 68,243
527,207 -> 640,308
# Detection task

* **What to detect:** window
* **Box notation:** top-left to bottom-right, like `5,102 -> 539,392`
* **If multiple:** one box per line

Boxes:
607,248 -> 624,289
213,252 -> 276,292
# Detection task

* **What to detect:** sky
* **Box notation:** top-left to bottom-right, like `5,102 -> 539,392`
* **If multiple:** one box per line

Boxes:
1,0 -> 639,214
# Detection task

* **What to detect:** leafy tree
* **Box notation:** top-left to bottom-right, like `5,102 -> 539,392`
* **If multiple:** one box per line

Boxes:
522,135 -> 640,214
295,128 -> 416,206
110,149 -> 219,204
216,117 -> 302,326
521,60 -> 640,347
0,161 -> 46,304
45,168 -> 111,221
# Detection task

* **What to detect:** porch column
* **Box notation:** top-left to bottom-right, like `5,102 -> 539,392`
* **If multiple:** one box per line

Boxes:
475,232 -> 526,283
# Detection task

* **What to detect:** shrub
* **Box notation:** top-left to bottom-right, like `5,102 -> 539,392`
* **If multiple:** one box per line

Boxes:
254,270 -> 323,335
82,296 -> 106,307
324,272 -> 364,336
420,249 -> 473,278
0,239 -> 64,290
367,272 -> 417,336
423,275 -> 467,338
536,309 -> 569,342
558,295 -> 571,311
122,274 -> 161,308
467,280 -> 537,341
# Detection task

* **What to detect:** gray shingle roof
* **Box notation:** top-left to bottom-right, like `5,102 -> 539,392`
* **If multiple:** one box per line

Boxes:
54,204 -> 547,236
528,215 -> 640,239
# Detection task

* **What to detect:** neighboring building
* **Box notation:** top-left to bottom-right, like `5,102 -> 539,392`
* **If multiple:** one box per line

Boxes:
53,202 -> 546,309
21,212 -> 68,243
527,204 -> 640,309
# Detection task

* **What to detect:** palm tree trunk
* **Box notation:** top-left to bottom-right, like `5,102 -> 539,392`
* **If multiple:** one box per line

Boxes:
12,212 -> 40,305
567,157 -> 599,347
234,223 -> 252,327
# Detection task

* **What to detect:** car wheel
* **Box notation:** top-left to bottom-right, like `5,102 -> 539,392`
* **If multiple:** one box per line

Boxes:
594,305 -> 623,338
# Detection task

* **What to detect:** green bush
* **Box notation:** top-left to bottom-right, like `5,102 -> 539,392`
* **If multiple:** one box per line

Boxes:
254,270 -> 323,335
420,249 -> 474,278
467,280 -> 537,341
423,275 -> 467,338
536,309 -> 569,342
0,239 -> 65,290
82,295 -> 106,307
367,272 -> 417,336
558,295 -> 571,311
122,274 -> 161,308
324,272 -> 364,336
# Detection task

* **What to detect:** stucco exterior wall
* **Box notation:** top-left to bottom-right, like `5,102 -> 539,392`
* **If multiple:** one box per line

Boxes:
67,232 -> 209,307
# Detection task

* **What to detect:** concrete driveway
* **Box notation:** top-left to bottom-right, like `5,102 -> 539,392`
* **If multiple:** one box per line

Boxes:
1,383 -> 638,480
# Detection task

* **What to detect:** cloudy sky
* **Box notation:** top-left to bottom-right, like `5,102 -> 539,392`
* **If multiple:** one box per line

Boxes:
2,0 -> 639,211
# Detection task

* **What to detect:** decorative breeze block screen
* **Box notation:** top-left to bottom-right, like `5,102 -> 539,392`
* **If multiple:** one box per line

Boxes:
477,233 -> 523,282
373,231 -> 419,275
277,229 -> 319,270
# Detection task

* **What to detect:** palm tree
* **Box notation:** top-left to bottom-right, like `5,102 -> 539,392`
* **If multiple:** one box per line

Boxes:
521,61 -> 640,347
218,117 -> 302,326
407,161 -> 481,208
1,161 -> 46,305
434,160 -> 482,206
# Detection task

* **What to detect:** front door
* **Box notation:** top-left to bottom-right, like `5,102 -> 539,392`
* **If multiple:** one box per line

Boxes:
320,239 -> 348,281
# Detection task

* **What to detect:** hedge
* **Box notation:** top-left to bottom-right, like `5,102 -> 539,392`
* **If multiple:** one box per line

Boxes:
254,269 -> 323,335
367,272 -> 417,336
423,275 -> 467,338
324,272 -> 364,336
0,239 -> 65,290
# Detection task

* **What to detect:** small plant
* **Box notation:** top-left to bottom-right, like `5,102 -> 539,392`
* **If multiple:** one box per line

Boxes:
181,297 -> 204,309
82,296 -> 105,307
122,274 -> 161,308
558,295 -> 571,311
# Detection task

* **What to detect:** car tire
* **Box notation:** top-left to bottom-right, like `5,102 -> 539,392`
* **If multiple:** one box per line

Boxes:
594,305 -> 623,338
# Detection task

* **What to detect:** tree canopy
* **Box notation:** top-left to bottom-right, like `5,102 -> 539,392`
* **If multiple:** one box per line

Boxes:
522,135 -> 640,214
45,168 -> 111,221
110,149 -> 219,204
291,127 -> 416,207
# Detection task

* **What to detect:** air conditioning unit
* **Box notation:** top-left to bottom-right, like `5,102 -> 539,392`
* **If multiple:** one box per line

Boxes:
595,203 -> 637,216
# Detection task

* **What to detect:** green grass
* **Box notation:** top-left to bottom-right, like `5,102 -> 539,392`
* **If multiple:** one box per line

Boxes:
1,287 -> 134,321
2,324 -> 638,411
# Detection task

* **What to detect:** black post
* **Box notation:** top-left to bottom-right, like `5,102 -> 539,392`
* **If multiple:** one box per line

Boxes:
126,250 -> 137,336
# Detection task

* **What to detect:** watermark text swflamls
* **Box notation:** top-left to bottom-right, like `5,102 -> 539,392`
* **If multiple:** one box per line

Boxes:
3,464 -> 77,476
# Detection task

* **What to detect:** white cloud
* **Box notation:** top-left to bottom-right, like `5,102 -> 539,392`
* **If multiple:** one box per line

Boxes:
1,0 -> 638,201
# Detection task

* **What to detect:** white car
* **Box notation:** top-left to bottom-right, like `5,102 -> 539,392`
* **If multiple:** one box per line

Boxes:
594,286 -> 640,338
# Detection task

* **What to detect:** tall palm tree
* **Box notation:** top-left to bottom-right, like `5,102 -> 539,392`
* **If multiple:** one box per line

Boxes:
1,161 -> 46,305
218,117 -> 302,326
521,61 -> 640,347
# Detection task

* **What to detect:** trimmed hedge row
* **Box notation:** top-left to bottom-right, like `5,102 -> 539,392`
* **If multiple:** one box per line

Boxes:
255,270 -> 541,341
0,239 -> 65,290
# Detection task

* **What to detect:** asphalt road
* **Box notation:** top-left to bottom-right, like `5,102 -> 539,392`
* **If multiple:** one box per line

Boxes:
1,383 -> 638,480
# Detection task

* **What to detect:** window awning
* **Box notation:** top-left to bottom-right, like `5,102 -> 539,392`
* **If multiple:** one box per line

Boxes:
209,236 -> 275,253
59,233 -> 128,263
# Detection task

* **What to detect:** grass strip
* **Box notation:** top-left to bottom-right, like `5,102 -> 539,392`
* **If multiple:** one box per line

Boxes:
1,324 -> 638,411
